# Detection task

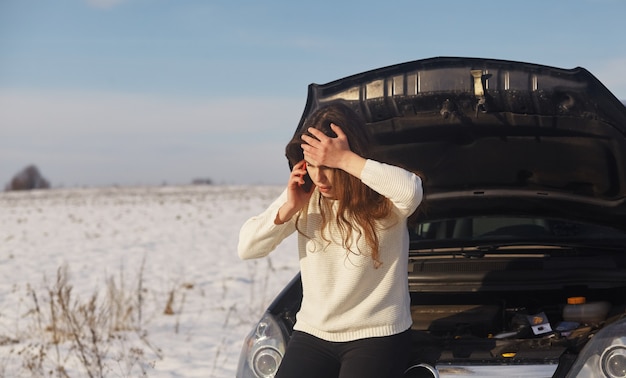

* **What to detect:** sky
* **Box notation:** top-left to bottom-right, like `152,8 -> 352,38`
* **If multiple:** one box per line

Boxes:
1,0 -> 626,188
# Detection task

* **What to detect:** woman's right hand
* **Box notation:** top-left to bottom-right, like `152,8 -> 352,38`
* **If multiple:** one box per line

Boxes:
275,160 -> 314,224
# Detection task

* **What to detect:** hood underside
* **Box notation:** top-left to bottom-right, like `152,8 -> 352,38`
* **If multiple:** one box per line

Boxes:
295,57 -> 626,229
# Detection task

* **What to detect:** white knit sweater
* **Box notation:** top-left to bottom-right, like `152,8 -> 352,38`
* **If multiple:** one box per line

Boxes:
238,159 -> 423,342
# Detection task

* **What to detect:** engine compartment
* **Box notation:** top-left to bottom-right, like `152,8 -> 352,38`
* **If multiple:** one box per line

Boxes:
407,287 -> 626,368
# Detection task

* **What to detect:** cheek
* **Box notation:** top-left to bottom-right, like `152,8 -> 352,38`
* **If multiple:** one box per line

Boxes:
306,167 -> 317,180
324,169 -> 335,183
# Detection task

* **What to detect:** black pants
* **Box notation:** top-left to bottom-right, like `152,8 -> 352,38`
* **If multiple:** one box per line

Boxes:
275,329 -> 411,378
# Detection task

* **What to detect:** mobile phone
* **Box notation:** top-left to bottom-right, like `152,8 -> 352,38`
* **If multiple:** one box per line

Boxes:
302,173 -> 313,192
302,162 -> 313,192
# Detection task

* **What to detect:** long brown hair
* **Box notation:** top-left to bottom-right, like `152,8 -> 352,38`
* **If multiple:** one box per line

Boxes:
286,102 -> 393,268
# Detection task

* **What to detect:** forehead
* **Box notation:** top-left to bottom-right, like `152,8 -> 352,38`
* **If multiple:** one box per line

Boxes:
305,161 -> 333,171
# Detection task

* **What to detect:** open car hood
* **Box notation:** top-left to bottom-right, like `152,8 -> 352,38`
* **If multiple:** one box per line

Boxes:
294,57 -> 626,231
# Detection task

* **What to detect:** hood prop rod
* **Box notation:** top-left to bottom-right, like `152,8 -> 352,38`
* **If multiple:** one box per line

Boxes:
471,69 -> 488,117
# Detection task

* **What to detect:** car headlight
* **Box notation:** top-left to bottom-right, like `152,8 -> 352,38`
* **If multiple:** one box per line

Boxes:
566,317 -> 626,378
601,346 -> 626,378
236,312 -> 289,378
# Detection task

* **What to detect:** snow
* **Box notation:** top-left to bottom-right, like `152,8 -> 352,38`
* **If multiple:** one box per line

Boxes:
0,185 -> 299,377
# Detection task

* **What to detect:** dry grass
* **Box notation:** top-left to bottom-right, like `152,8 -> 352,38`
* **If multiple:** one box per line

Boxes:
1,257 -> 283,377
0,185 -> 298,377
0,262 -> 161,378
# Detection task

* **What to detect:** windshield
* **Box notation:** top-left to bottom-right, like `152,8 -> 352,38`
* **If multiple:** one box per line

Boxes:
411,216 -> 626,243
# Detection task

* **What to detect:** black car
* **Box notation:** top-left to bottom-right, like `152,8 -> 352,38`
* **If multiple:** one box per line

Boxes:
237,57 -> 626,378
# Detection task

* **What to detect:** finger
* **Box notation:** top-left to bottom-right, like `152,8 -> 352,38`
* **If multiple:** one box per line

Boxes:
300,134 -> 312,144
291,168 -> 306,180
290,171 -> 305,186
291,160 -> 303,172
295,159 -> 307,169
301,143 -> 314,155
291,163 -> 306,179
297,166 -> 308,178
295,159 -> 310,176
288,175 -> 302,189
306,127 -> 327,141
300,133 -> 320,148
329,123 -> 346,138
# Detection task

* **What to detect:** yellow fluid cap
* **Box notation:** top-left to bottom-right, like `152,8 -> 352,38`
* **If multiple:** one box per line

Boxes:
568,296 -> 586,305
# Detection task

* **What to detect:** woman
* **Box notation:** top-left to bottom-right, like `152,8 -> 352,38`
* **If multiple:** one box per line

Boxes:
238,102 -> 423,377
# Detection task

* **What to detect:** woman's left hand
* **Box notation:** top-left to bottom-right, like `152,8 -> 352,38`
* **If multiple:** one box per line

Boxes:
301,123 -> 367,179
301,123 -> 350,169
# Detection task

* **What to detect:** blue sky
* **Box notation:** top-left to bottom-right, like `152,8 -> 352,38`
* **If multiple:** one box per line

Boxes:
2,0 -> 625,187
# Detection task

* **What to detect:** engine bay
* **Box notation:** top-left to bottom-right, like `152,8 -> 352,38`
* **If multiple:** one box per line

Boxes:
407,287 -> 625,367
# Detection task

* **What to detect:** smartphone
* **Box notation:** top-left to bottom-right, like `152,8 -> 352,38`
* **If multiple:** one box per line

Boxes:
301,173 -> 313,192
302,162 -> 313,192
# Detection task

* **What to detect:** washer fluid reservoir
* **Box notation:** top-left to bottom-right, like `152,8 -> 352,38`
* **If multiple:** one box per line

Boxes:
562,297 -> 610,324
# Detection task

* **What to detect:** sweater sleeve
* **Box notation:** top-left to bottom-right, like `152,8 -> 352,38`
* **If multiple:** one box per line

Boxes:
359,159 -> 423,217
237,189 -> 297,260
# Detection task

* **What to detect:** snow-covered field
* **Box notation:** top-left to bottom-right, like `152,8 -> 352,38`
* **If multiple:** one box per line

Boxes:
0,185 -> 299,377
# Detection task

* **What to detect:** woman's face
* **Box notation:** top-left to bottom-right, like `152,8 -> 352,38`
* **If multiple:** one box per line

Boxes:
305,161 -> 335,198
